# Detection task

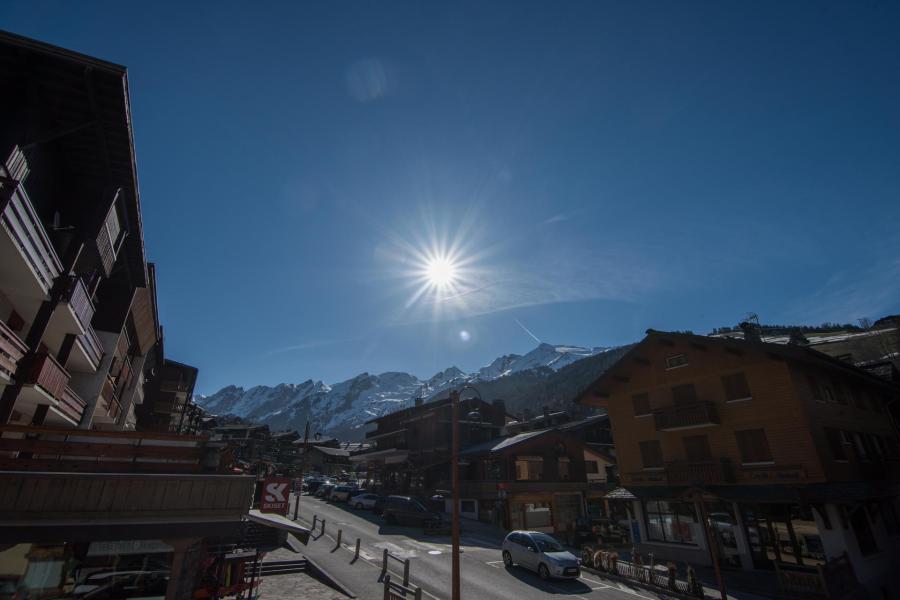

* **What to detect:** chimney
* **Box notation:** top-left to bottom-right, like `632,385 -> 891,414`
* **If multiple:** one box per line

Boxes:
739,321 -> 761,343
491,399 -> 506,426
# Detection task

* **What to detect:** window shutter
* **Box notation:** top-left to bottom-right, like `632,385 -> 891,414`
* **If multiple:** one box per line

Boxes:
639,440 -> 663,468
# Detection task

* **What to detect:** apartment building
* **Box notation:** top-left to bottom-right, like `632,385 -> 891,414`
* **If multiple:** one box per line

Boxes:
0,31 -> 307,598
352,395 -> 510,494
578,329 -> 900,598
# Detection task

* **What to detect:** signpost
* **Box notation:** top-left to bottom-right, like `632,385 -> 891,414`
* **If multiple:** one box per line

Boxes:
260,476 -> 291,515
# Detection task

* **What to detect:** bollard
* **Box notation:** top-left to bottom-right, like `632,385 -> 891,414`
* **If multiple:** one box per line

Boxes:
354,538 -> 361,561
383,574 -> 391,599
335,529 -> 343,550
414,587 -> 422,600
403,558 -> 410,586
294,493 -> 300,520
381,548 -> 388,578
312,515 -> 318,529
321,518 -> 326,536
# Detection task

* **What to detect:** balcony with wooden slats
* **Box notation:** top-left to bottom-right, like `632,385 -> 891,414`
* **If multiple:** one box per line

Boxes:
55,386 -> 87,425
0,147 -> 64,301
25,351 -> 70,400
0,320 -> 27,382
99,375 -> 121,421
653,401 -> 719,431
62,275 -> 95,334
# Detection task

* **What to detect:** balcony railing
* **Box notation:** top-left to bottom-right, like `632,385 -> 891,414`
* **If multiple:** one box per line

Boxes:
665,459 -> 734,485
63,275 -> 95,333
653,401 -> 719,431
1,147 -> 63,295
100,376 -> 121,419
0,320 -> 27,381
26,351 -> 70,399
78,326 -> 104,368
95,200 -> 123,277
57,386 -> 87,424
0,424 -> 231,474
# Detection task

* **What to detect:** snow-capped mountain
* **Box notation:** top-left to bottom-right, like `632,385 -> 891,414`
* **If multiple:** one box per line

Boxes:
197,343 -> 621,440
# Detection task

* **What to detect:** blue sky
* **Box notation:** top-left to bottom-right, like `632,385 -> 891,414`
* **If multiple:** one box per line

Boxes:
4,2 -> 899,394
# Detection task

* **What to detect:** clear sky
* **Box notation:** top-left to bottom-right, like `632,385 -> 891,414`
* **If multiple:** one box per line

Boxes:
4,1 -> 899,394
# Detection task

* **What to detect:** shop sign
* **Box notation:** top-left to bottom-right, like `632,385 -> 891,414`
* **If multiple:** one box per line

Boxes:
261,476 -> 291,514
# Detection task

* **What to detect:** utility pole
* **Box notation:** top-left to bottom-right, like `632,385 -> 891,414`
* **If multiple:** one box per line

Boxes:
696,491 -> 727,600
450,389 -> 461,600
294,421 -> 310,520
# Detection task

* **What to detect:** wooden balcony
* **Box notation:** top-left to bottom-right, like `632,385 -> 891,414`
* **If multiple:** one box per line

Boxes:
62,275 -> 95,334
94,199 -> 123,277
0,424 -> 233,474
665,459 -> 734,485
0,147 -> 63,298
653,401 -> 719,431
77,325 -> 104,369
0,320 -> 27,381
26,351 -> 70,400
100,376 -> 121,420
57,386 -> 87,424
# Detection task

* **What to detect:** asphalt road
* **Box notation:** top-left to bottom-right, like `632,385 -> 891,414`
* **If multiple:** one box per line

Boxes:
286,493 -> 673,600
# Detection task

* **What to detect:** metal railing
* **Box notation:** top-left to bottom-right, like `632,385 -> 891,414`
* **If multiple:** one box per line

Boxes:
653,401 -> 719,431
665,458 -> 734,485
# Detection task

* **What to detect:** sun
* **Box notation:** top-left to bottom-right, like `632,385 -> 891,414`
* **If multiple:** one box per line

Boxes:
425,256 -> 458,288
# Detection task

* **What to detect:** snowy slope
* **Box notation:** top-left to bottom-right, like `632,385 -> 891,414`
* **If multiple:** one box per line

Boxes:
196,343 -> 610,439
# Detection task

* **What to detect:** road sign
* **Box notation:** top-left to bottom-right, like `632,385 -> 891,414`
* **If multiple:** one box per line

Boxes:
260,477 -> 291,514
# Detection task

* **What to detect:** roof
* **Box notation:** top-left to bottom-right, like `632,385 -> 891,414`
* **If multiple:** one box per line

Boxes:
460,428 -> 554,456
247,510 -> 311,545
578,329 -> 900,403
306,446 -> 349,457
604,487 -> 637,500
364,396 -> 493,425
557,414 -> 609,431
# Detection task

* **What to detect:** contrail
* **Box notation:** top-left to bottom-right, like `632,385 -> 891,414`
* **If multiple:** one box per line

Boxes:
514,318 -> 542,344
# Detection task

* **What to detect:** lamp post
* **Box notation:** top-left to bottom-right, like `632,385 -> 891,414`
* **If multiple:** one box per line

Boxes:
450,385 -> 481,600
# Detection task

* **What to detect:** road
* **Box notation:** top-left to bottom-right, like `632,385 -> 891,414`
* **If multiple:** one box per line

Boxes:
286,493 -> 673,600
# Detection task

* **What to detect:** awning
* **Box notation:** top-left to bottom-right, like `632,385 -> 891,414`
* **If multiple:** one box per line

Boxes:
248,510 -> 311,545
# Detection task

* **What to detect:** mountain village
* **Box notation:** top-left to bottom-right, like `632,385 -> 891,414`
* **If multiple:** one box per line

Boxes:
1,26 -> 900,600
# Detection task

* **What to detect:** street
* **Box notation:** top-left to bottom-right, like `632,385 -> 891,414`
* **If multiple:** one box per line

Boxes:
285,494 -> 673,600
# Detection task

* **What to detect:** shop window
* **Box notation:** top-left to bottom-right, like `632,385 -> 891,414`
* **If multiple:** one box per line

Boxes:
722,372 -> 752,402
683,435 -> 712,462
558,457 -> 571,481
735,429 -> 773,464
517,502 -> 552,530
825,428 -> 848,461
672,383 -> 698,405
643,500 -> 698,544
514,457 -> 543,481
665,354 -> 688,370
639,440 -> 663,469
632,393 -> 651,416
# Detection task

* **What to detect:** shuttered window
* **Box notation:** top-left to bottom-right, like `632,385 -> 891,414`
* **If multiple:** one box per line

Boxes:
639,440 -> 664,469
735,429 -> 773,464
632,393 -> 651,416
722,372 -> 752,401
683,435 -> 712,462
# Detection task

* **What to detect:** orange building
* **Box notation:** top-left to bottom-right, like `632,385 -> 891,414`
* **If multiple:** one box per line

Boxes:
578,329 -> 900,598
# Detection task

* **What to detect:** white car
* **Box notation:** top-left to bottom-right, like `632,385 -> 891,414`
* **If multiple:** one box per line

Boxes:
350,492 -> 380,510
501,531 -> 580,580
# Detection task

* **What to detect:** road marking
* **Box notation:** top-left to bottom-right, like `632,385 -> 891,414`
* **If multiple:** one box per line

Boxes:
428,550 -> 442,555
485,560 -> 504,568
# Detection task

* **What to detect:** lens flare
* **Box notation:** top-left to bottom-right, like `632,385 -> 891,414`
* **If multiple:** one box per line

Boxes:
425,256 -> 458,288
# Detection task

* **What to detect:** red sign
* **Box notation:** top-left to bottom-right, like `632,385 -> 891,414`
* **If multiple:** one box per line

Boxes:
260,477 -> 291,514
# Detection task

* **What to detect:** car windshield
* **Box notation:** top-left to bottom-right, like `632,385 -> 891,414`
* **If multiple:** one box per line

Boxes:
532,534 -> 563,553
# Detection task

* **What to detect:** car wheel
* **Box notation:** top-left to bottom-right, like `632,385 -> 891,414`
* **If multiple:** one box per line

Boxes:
355,503 -> 363,510
502,550 -> 513,567
538,564 -> 550,580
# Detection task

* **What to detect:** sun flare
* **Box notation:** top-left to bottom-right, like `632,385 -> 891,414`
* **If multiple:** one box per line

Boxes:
425,256 -> 458,288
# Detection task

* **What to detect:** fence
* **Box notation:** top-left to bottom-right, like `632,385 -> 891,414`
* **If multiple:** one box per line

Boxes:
383,574 -> 422,600
381,549 -> 411,586
581,547 -> 703,598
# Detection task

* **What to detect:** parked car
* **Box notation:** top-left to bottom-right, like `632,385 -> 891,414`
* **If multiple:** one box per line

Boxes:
502,531 -> 580,580
350,493 -> 380,510
316,483 -> 335,499
330,485 -> 359,502
381,495 -> 443,527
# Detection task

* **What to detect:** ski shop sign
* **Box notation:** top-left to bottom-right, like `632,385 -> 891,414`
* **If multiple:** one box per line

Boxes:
260,477 -> 291,514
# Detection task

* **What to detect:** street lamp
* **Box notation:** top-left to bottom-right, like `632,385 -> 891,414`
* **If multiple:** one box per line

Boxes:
449,384 -> 481,600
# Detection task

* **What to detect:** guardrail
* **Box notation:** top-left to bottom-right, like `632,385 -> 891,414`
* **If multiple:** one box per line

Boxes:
580,546 -> 703,598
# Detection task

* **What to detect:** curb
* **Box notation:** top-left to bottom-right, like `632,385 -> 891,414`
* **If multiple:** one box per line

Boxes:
303,553 -> 357,599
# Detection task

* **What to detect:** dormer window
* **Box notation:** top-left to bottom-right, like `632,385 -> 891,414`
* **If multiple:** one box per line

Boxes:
665,354 -> 688,370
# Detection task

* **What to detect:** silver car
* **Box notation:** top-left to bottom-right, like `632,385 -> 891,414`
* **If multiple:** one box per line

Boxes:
501,530 -> 580,580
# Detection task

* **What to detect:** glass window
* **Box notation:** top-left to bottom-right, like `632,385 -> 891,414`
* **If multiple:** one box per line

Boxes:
585,460 -> 599,474
665,354 -> 688,369
671,383 -> 698,405
722,372 -> 752,401
735,429 -> 773,464
558,457 -> 570,481
514,457 -> 543,481
642,500 -> 698,544
639,440 -> 663,469
532,533 -> 563,552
